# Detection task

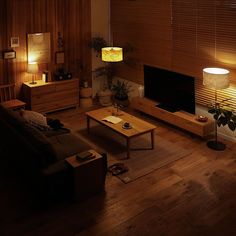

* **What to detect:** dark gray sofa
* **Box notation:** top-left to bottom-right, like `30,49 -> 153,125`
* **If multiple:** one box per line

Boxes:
0,105 -> 107,201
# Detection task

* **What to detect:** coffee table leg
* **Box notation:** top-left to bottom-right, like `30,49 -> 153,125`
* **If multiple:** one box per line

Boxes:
87,116 -> 90,134
126,138 -> 130,159
151,130 -> 154,149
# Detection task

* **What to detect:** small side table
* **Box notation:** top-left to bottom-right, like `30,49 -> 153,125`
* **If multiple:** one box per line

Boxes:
66,150 -> 107,201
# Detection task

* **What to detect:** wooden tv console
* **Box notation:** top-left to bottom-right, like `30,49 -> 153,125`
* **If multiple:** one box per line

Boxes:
130,97 -> 214,137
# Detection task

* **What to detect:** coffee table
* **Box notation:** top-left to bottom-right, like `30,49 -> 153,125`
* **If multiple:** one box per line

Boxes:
86,107 -> 156,159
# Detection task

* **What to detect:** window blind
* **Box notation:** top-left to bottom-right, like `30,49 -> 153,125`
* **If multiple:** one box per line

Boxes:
172,0 -> 236,110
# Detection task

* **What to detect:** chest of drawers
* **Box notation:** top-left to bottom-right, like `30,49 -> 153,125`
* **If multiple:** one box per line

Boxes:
23,79 -> 79,113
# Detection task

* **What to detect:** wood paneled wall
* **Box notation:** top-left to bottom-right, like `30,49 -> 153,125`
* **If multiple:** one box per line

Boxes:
111,0 -> 236,110
0,0 -> 91,97
111,0 -> 172,85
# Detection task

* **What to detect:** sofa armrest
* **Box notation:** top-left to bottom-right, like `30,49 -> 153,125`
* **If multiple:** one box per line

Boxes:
41,160 -> 68,176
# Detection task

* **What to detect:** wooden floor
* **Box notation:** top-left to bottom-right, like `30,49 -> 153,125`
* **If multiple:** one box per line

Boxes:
1,106 -> 236,236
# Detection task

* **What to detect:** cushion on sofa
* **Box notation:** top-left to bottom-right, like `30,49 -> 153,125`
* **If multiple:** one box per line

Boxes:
21,110 -> 51,131
0,106 -> 57,166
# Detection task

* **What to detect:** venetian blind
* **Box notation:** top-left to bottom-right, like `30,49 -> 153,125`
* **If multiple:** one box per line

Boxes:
172,0 -> 236,110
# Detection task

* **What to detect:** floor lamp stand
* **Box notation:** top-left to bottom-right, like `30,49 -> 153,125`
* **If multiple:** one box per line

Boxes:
207,89 -> 226,151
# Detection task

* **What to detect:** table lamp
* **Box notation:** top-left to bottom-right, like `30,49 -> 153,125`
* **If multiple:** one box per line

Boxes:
27,62 -> 38,84
203,67 -> 230,150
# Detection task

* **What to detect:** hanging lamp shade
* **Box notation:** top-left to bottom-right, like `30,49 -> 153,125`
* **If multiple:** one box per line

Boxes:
203,67 -> 230,90
101,47 -> 123,62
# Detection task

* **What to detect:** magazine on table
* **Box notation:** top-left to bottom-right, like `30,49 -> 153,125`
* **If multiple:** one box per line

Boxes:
102,116 -> 122,124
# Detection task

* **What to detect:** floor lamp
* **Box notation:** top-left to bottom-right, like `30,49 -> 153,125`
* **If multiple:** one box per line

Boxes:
101,46 -> 123,89
203,67 -> 230,151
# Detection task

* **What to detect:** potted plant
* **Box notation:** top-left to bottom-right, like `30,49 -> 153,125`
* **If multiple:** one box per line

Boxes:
93,65 -> 115,106
208,100 -> 236,131
90,37 -> 107,57
206,98 -> 236,150
112,80 -> 132,107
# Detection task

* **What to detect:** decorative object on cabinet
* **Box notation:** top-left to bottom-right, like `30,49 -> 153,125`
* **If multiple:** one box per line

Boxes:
27,32 -> 50,63
203,67 -> 233,151
54,68 -> 72,81
0,83 -> 26,110
27,62 -> 38,85
42,71 -> 49,83
23,79 -> 79,113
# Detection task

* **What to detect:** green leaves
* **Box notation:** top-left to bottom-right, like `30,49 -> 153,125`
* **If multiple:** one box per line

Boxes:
112,80 -> 132,99
90,37 -> 107,54
208,104 -> 236,132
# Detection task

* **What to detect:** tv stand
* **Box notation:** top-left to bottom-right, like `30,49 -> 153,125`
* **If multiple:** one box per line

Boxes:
131,97 -> 214,137
156,103 -> 180,113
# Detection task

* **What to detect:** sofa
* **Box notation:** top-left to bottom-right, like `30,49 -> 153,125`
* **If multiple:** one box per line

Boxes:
0,105 -> 107,201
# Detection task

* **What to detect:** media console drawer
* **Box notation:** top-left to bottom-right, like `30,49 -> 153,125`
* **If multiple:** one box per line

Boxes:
131,97 -> 214,137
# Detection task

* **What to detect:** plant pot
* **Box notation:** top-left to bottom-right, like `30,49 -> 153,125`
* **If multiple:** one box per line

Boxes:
98,89 -> 112,106
114,95 -> 129,107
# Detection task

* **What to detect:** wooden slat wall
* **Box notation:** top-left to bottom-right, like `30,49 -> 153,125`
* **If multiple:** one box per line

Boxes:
111,0 -> 172,85
111,0 -> 236,110
0,0 -> 91,97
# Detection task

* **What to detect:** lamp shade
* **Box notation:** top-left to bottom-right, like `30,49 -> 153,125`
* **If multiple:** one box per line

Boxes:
203,67 -> 229,90
101,47 -> 123,62
27,62 -> 38,74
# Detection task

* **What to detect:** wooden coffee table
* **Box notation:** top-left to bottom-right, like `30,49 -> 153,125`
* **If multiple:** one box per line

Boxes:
86,107 -> 156,159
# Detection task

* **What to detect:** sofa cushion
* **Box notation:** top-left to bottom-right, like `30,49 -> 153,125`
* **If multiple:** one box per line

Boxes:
49,133 -> 91,160
21,110 -> 51,131
0,105 -> 57,167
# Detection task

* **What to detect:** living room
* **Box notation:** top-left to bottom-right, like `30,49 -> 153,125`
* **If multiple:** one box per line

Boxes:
0,0 -> 236,235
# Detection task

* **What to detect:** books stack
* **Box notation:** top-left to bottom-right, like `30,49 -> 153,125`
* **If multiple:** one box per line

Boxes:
76,150 -> 95,161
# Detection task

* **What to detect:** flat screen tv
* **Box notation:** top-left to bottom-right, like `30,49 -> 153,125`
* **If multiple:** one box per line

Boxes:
144,65 -> 195,114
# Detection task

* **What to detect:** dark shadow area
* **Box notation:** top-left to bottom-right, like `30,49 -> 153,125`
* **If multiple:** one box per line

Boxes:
0,155 -> 107,236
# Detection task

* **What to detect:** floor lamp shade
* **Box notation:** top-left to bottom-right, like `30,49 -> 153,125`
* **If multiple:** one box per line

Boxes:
203,67 -> 230,151
203,67 -> 229,90
101,47 -> 123,62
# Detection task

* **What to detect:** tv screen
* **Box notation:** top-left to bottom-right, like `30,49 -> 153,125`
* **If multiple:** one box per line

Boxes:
144,65 -> 195,114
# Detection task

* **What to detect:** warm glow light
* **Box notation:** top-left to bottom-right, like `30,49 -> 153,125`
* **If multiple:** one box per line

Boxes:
203,67 -> 230,90
101,47 -> 123,62
27,62 -> 38,74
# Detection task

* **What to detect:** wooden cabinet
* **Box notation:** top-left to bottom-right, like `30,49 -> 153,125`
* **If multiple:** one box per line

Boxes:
130,97 -> 214,137
23,79 -> 79,113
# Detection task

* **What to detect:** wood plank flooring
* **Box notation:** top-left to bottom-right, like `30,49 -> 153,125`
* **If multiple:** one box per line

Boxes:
1,106 -> 236,236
